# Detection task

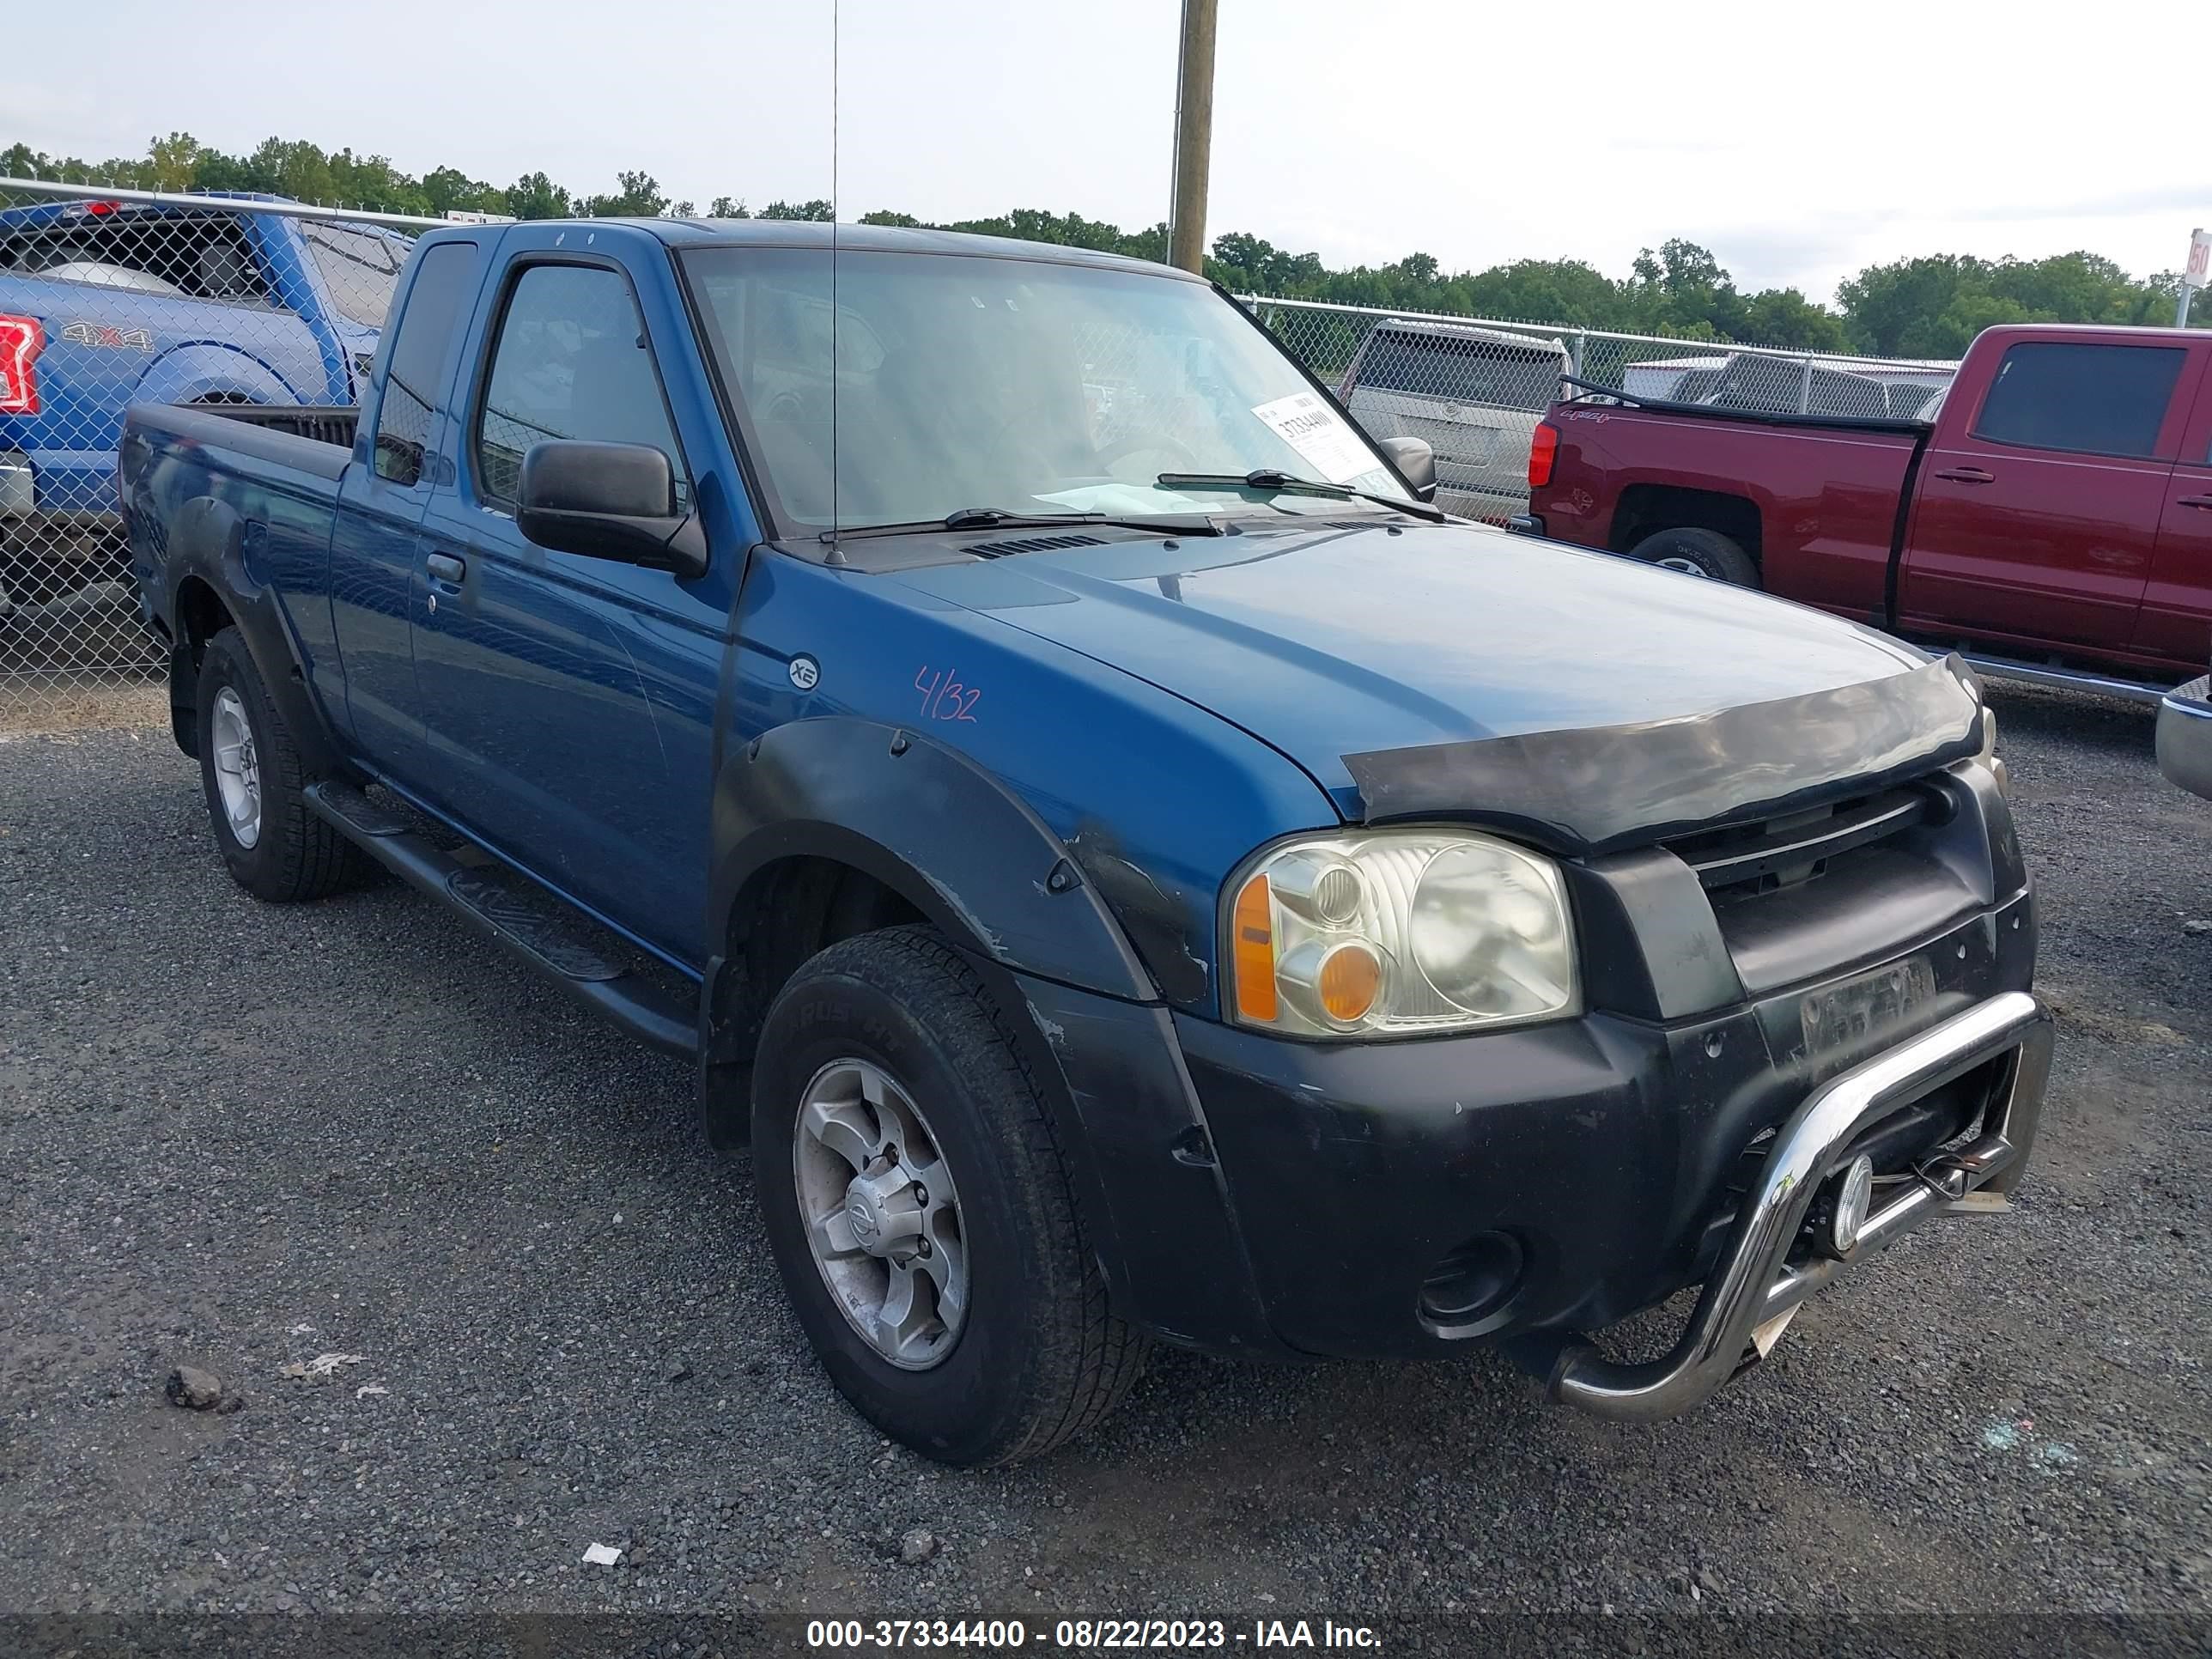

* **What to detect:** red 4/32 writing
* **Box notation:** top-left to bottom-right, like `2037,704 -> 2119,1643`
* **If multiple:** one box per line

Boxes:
915,666 -> 981,722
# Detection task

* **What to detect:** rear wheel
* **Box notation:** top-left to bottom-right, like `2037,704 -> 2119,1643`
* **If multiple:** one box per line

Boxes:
752,926 -> 1149,1466
1626,526 -> 1759,586
194,626 -> 367,902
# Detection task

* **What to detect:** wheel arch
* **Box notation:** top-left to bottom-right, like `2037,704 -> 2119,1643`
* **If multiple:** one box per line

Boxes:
166,569 -> 233,755
1610,482 -> 1764,567
707,716 -> 1156,1007
159,495 -> 343,776
702,719 -> 1159,1104
139,342 -> 310,410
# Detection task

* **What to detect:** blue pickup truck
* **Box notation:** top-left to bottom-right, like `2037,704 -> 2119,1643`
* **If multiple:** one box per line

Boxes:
118,219 -> 2051,1465
1,191 -> 407,612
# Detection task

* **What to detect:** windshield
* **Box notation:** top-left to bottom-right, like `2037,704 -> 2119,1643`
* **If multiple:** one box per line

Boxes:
682,247 -> 1408,530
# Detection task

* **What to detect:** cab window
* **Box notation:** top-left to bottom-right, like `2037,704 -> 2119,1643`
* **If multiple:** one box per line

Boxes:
474,263 -> 690,508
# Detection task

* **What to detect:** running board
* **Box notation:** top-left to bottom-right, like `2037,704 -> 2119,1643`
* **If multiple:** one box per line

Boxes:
1960,653 -> 2172,706
303,781 -> 699,1060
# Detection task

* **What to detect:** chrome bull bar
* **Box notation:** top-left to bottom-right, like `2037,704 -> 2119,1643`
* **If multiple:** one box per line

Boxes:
1540,991 -> 2052,1422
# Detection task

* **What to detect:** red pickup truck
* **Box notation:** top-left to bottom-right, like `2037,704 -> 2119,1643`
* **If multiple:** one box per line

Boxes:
1520,323 -> 2212,697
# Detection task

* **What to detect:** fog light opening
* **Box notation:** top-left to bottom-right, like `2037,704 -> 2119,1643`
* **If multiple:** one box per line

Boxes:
1418,1231 -> 1524,1334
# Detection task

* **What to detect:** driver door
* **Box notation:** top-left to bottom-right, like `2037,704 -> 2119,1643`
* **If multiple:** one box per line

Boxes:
410,246 -> 724,958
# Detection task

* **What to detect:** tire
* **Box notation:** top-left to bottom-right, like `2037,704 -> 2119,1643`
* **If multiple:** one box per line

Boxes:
1626,526 -> 1759,586
194,626 -> 367,902
752,925 -> 1149,1466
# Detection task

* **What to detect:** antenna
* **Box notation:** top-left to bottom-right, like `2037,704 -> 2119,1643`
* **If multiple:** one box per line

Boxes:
827,0 -> 831,539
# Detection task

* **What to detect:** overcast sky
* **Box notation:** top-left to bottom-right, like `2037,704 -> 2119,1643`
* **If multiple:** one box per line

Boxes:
9,0 -> 2204,304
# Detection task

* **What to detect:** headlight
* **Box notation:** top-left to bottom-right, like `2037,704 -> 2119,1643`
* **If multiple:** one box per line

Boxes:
1226,830 -> 1578,1037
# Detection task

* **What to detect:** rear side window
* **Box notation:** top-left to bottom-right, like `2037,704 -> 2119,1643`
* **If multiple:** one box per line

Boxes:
1353,330 -> 1566,410
301,221 -> 410,330
473,263 -> 690,508
0,210 -> 270,304
1972,343 -> 2185,459
370,241 -> 482,486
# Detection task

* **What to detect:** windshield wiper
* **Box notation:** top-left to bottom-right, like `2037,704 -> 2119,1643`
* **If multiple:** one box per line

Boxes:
1155,469 -> 1449,523
827,507 -> 1227,544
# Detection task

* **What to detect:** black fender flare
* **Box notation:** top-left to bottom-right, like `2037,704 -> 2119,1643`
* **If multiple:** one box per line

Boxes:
163,495 -> 344,778
708,716 -> 1157,1003
700,718 -> 1173,1305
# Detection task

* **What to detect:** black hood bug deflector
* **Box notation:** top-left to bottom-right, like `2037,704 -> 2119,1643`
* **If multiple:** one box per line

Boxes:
1341,656 -> 1985,858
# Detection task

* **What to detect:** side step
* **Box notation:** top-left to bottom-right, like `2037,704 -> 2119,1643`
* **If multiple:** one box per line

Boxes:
304,781 -> 699,1060
1960,653 -> 2172,706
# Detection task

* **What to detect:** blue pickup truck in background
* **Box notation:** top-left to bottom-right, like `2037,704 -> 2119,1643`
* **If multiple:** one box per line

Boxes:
0,191 -> 408,613
118,218 -> 2051,1466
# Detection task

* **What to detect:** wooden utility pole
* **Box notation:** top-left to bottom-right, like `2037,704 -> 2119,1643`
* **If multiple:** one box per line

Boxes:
1168,0 -> 1218,274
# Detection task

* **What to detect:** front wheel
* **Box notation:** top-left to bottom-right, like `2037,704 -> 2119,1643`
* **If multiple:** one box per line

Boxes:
751,926 -> 1149,1466
1626,526 -> 1759,586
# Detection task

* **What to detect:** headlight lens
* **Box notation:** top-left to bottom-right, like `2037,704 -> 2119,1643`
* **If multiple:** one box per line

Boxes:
1226,830 -> 1578,1036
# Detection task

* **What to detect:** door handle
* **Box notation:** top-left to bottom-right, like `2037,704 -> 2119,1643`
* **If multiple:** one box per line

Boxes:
425,552 -> 466,584
1933,466 -> 1996,485
2178,495 -> 2212,511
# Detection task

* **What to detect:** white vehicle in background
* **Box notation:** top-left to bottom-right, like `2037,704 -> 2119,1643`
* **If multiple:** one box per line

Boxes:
1621,351 -> 1952,420
1336,318 -> 1569,521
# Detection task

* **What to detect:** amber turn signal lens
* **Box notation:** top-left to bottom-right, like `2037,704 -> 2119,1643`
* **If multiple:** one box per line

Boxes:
1317,943 -> 1382,1024
1232,873 -> 1278,1023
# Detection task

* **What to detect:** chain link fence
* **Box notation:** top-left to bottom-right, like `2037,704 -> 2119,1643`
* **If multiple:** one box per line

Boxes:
0,178 -> 439,727
1246,295 -> 1956,524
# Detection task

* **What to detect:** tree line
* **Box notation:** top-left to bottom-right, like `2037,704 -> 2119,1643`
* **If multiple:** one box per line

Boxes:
3,132 -> 2198,360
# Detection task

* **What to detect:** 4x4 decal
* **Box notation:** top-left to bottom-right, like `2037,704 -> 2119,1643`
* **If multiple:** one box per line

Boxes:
60,320 -> 154,353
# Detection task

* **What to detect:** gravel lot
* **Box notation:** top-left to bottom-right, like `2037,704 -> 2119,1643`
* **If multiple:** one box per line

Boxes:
1,685 -> 2206,1638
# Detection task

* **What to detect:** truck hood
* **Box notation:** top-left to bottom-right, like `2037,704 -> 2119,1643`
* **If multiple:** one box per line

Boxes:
896,519 -> 1981,854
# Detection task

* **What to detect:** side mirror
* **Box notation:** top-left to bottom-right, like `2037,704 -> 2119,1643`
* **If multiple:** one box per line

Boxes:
1376,435 -> 1438,503
515,440 -> 708,577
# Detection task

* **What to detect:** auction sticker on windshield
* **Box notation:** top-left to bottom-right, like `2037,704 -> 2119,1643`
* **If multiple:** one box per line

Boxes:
1250,392 -> 1377,483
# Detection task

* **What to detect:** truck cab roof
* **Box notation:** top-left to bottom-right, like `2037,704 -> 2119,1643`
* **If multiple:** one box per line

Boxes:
426,216 -> 1203,281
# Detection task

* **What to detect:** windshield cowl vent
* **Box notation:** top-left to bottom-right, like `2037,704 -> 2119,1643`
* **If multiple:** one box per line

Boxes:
963,533 -> 1107,560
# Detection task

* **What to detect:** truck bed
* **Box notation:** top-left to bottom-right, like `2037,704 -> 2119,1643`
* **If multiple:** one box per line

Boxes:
1531,389 -> 1930,623
118,402 -> 362,659
123,402 -> 359,480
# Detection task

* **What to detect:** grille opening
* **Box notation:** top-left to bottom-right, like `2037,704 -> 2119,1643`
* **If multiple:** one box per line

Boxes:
1663,782 -> 1942,905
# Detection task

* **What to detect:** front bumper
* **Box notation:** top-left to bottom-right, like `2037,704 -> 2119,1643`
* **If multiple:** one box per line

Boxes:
1162,880 -> 2039,1407
2156,674 -> 2212,800
1532,990 -> 2048,1419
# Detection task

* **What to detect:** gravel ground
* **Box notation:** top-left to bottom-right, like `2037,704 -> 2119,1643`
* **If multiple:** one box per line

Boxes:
0,680 -> 166,738
0,686 -> 2206,1635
